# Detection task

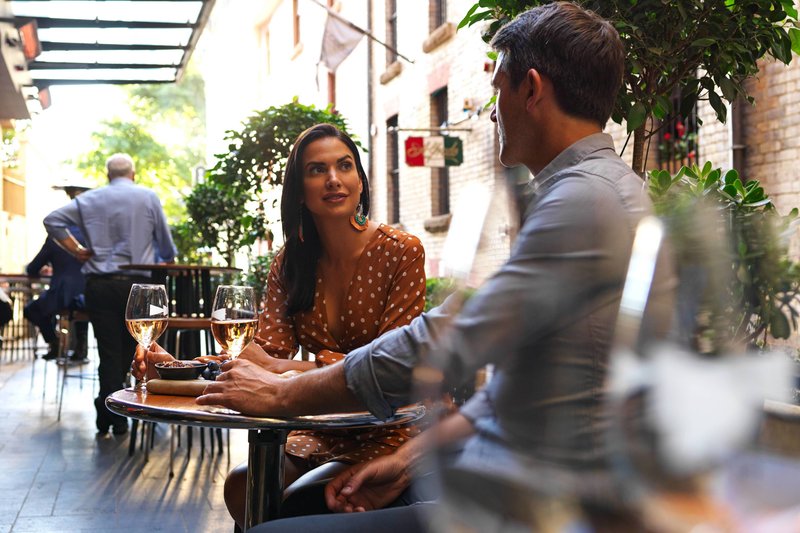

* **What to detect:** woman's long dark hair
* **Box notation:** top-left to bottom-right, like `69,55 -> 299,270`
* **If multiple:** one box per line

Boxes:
280,123 -> 370,315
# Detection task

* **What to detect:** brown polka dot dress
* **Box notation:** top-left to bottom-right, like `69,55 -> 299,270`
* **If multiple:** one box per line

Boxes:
257,224 -> 426,468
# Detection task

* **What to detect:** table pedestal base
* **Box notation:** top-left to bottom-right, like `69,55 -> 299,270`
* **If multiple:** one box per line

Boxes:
245,429 -> 288,528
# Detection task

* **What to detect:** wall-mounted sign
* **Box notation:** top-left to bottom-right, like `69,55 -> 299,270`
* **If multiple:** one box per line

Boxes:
405,136 -> 463,167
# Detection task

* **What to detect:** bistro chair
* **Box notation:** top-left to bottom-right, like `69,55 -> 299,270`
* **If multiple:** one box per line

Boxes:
55,309 -> 95,421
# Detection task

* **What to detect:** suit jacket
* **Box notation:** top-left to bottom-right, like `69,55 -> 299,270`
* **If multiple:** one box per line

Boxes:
26,226 -> 86,315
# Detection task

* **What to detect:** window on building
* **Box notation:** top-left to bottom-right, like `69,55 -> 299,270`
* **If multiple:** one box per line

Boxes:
386,0 -> 398,66
431,88 -> 449,216
257,23 -> 271,77
656,94 -> 698,174
387,115 -> 400,224
293,0 -> 301,48
429,0 -> 446,32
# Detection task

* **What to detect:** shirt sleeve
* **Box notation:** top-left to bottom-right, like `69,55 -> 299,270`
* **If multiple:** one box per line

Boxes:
458,382 -> 496,425
343,300 -> 456,420
43,200 -> 81,241
377,234 -> 426,336
150,192 -> 177,261
26,241 -> 53,277
255,255 -> 299,359
345,178 -> 638,418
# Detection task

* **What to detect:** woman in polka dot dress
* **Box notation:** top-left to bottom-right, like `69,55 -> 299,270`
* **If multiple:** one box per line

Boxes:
224,124 -> 426,527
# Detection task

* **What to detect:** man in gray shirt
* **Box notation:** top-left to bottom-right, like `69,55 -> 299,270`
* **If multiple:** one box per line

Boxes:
45,153 -> 176,435
190,3 -> 672,529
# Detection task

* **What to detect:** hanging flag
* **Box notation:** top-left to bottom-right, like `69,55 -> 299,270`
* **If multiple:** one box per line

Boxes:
320,13 -> 365,72
405,136 -> 463,167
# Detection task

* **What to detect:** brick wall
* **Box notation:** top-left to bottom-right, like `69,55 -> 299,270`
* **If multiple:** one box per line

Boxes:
742,58 -> 800,214
369,0 -> 510,285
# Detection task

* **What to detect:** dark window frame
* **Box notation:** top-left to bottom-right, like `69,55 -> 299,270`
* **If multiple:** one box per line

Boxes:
387,115 -> 400,224
431,88 -> 449,216
386,0 -> 398,66
429,0 -> 446,33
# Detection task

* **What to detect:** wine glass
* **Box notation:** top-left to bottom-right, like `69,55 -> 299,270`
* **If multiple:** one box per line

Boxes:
211,285 -> 257,360
125,283 -> 169,393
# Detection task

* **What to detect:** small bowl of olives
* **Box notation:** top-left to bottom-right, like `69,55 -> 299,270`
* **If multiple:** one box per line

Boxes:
154,360 -> 208,380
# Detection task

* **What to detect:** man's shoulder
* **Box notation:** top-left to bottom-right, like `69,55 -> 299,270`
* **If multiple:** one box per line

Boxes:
549,152 -> 641,197
89,182 -> 159,200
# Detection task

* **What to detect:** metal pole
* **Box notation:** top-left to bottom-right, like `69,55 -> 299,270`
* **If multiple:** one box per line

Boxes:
245,429 -> 288,528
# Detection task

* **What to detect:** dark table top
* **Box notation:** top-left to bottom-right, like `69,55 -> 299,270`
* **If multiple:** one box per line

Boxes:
121,264 -> 241,274
106,388 -> 425,431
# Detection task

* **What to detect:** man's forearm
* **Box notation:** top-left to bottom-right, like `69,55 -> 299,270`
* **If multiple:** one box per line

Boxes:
278,362 -> 365,415
57,236 -> 86,256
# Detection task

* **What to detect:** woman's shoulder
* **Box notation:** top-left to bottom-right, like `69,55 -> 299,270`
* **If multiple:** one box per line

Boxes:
374,223 -> 425,252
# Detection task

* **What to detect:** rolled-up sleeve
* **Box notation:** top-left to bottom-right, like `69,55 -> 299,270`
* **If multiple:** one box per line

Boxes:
43,201 -> 80,241
344,302 -> 455,420
150,193 -> 177,261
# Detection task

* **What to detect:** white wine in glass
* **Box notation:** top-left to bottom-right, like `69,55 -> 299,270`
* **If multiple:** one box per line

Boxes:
125,283 -> 169,392
211,285 -> 257,359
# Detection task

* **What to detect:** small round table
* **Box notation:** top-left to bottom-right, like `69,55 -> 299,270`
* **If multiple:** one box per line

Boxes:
106,388 -> 425,529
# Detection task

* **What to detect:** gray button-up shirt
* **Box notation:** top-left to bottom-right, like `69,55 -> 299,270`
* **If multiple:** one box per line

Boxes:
344,133 -> 673,470
44,177 -> 177,276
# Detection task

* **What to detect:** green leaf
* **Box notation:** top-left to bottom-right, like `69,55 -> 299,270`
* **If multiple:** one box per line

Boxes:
708,90 -> 727,122
770,308 -> 791,339
723,169 -> 739,184
627,101 -> 647,132
790,28 -> 800,55
718,77 -> 737,101
691,38 -> 717,47
458,4 -> 479,29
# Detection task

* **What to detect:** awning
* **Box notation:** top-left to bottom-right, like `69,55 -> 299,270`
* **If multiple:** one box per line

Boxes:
8,0 -> 214,88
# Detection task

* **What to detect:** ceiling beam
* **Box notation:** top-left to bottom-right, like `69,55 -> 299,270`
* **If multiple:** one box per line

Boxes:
174,0 -> 214,82
41,41 -> 188,51
5,17 -> 196,29
30,61 -> 177,69
33,78 -> 173,86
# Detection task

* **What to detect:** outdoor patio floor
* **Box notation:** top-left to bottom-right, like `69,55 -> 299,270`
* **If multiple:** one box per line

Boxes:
0,344 -> 247,533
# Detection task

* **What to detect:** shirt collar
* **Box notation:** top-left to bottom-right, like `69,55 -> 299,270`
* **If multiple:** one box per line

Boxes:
529,132 -> 616,194
109,177 -> 134,186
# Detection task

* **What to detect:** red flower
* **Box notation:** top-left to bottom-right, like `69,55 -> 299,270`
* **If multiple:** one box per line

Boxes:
675,121 -> 686,137
663,132 -> 672,141
688,150 -> 696,160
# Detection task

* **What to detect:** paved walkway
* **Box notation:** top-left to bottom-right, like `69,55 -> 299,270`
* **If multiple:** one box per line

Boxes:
0,348 -> 247,533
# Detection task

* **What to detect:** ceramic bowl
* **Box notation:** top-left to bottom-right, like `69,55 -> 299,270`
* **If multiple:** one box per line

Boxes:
154,361 -> 208,380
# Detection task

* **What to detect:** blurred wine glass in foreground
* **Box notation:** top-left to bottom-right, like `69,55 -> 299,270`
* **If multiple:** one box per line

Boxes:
125,283 -> 169,393
211,285 -> 257,360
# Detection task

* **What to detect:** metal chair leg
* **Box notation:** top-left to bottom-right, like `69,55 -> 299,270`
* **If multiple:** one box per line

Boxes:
169,425 -> 175,477
129,419 -> 139,456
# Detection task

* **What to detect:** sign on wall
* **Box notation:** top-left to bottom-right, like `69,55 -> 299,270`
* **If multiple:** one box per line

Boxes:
405,136 -> 463,167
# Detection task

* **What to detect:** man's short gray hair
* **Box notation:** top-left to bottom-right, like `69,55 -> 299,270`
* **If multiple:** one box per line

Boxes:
106,153 -> 135,179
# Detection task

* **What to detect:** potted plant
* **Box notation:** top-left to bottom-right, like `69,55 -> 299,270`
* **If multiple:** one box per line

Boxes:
648,162 -> 800,353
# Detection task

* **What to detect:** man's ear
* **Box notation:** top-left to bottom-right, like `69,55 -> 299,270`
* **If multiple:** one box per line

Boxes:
525,68 -> 545,114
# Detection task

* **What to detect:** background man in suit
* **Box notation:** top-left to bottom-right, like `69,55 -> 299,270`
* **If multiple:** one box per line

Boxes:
25,184 -> 90,362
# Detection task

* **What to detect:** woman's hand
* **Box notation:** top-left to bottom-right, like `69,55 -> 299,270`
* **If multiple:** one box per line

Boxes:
238,338 -> 314,373
132,341 -> 174,381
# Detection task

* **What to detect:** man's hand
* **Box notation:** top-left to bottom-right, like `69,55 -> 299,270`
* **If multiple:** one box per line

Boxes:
195,358 -> 287,415
325,451 -> 412,513
132,341 -> 175,380
74,245 -> 93,263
